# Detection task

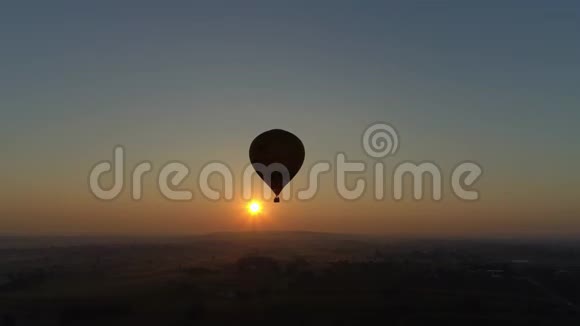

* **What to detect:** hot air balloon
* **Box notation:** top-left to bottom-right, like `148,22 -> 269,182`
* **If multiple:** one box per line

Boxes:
249,129 -> 305,203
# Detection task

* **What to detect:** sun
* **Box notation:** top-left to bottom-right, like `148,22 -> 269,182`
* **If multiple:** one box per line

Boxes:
247,201 -> 262,215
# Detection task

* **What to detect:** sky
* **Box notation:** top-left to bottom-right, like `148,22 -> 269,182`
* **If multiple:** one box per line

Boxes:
1,1 -> 579,237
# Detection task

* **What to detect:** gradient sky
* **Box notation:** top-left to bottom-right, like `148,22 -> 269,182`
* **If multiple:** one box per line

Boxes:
1,1 -> 579,237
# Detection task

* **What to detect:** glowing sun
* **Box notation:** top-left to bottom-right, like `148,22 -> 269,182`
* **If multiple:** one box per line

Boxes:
247,201 -> 262,215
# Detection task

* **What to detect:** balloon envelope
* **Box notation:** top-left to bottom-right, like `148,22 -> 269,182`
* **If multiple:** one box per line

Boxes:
249,129 -> 305,202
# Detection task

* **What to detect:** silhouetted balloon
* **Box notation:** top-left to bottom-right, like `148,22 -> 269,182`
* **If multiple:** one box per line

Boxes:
249,129 -> 305,203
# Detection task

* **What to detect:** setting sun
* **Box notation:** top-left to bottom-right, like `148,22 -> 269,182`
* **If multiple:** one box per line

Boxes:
247,201 -> 262,215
